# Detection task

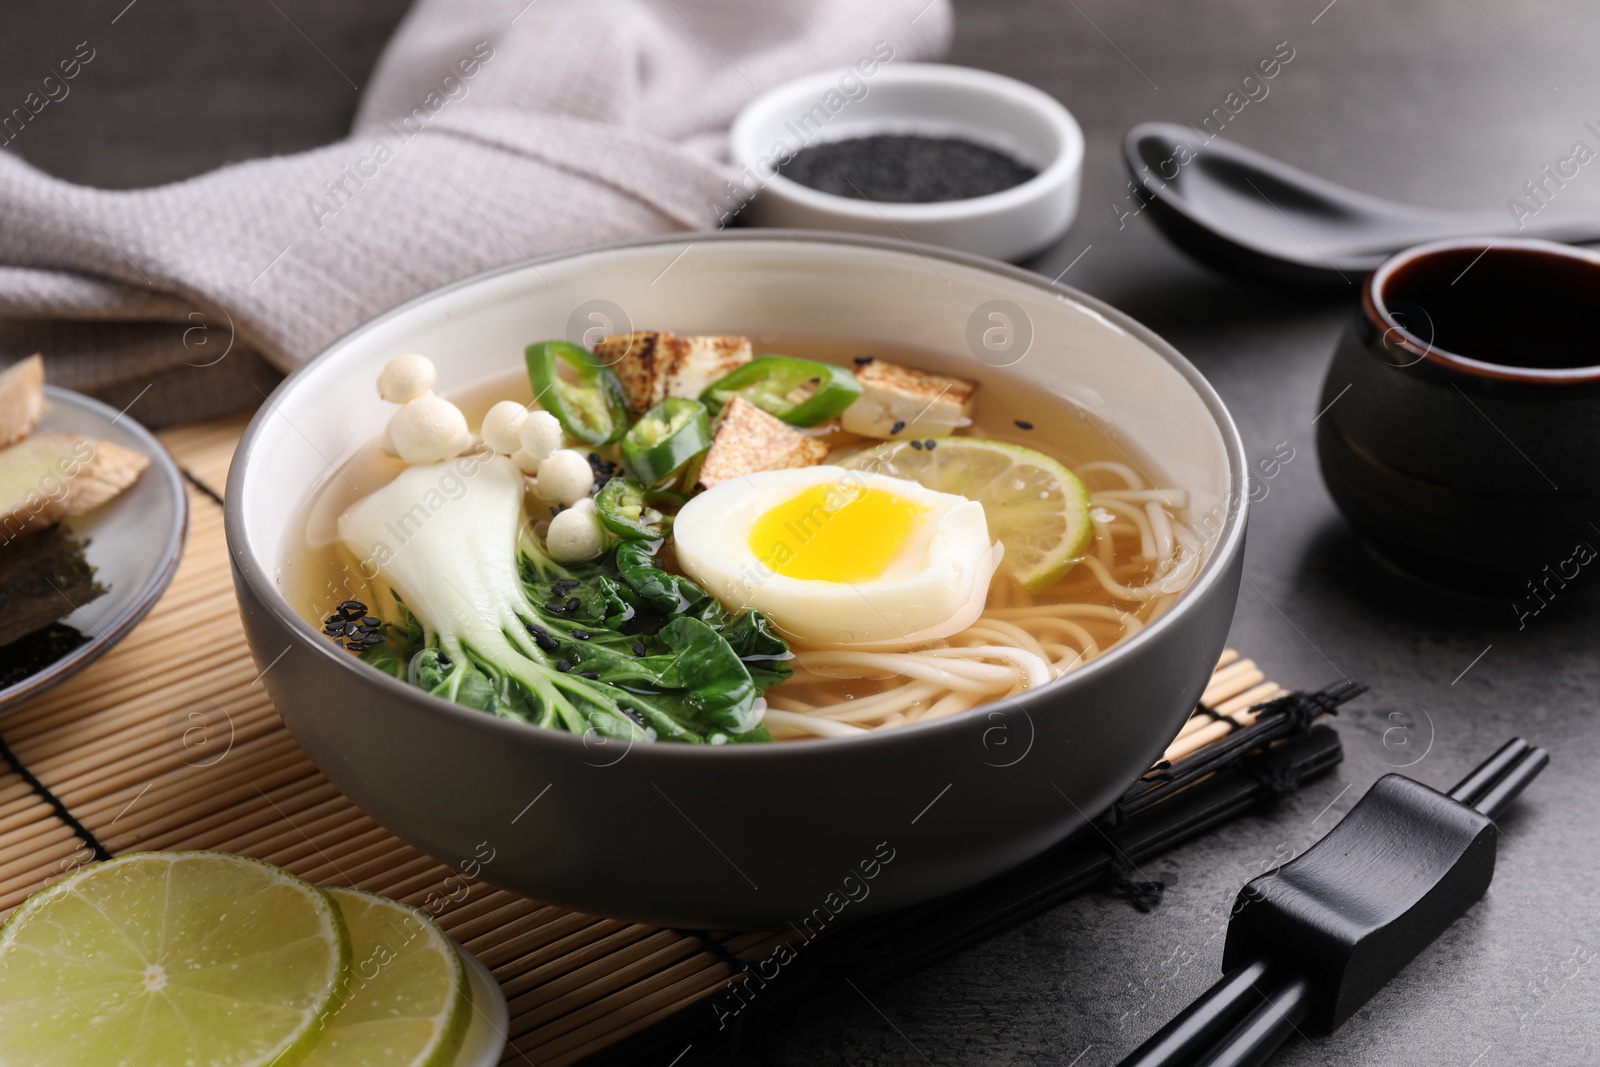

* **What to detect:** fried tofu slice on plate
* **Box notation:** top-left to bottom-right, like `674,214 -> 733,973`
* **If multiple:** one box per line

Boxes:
594,331 -> 752,415
694,397 -> 829,491
839,357 -> 978,439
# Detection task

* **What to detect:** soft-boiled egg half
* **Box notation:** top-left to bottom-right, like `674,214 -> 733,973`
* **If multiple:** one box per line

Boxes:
673,466 -> 1002,648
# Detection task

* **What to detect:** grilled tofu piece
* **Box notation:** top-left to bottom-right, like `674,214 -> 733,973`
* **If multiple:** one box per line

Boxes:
593,332 -> 674,415
839,357 -> 978,439
694,397 -> 829,491
593,331 -> 753,415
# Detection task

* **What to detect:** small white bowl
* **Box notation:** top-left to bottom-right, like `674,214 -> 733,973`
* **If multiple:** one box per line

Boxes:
729,63 -> 1083,261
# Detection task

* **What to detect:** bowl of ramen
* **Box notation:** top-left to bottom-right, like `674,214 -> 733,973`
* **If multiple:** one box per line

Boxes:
226,231 -> 1247,928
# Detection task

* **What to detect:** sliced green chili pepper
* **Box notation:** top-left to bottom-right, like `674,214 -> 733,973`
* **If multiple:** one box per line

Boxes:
620,397 -> 712,485
524,340 -> 629,445
595,478 -> 688,541
700,356 -> 862,426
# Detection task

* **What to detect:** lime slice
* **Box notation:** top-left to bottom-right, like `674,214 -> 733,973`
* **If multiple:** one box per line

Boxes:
302,887 -> 471,1067
840,438 -> 1092,591
0,851 -> 349,1067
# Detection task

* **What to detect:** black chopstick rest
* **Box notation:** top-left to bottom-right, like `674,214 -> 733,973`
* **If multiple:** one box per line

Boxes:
1222,773 -> 1495,1032
1119,737 -> 1547,1067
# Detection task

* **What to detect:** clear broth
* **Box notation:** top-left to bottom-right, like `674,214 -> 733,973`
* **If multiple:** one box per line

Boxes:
286,335 -> 1196,721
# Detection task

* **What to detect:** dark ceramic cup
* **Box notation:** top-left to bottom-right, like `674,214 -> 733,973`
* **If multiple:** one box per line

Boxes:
1317,237 -> 1600,599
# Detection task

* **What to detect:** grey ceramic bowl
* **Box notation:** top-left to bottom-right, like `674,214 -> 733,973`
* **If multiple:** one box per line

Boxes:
225,232 -> 1247,929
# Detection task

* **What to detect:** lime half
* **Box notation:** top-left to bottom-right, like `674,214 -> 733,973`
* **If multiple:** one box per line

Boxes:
0,851 -> 349,1067
840,437 -> 1093,591
303,887 -> 471,1067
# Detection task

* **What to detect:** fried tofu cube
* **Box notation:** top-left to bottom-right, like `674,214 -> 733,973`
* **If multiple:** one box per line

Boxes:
694,397 -> 829,491
593,331 -> 675,415
592,331 -> 753,415
839,357 -> 978,439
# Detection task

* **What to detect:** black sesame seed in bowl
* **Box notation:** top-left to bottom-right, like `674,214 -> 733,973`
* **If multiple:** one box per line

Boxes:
730,64 -> 1084,260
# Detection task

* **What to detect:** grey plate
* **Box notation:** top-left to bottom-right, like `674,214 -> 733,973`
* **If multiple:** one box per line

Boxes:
452,942 -> 510,1067
0,386 -> 189,712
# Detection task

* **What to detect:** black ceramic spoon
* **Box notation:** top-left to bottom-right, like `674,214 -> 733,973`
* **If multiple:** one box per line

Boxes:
1122,122 -> 1600,287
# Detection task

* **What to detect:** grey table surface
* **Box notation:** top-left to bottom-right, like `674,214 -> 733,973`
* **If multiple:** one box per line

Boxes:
6,1 -> 1600,1065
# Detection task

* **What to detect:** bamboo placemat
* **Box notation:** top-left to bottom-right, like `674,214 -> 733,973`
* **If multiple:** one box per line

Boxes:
0,415 -> 1290,1066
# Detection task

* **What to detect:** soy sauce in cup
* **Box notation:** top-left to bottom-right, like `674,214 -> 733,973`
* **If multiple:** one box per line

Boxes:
1317,238 -> 1600,598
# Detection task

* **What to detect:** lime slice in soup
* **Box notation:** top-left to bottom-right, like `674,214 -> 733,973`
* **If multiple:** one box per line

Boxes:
840,438 -> 1092,591
0,851 -> 349,1067
302,887 -> 471,1067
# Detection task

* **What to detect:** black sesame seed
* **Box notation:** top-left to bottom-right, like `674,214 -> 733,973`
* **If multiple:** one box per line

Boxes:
322,626 -> 343,637
437,653 -> 452,667
556,658 -> 572,673
891,419 -> 906,434
572,629 -> 590,640
631,642 -> 647,657
1014,419 -> 1034,431
361,633 -> 385,645
526,624 -> 559,651
361,616 -> 379,626
853,356 -> 873,365
565,596 -> 581,612
778,134 -> 1039,203
581,672 -> 600,680
338,600 -> 366,615
586,452 -> 618,489
544,601 -> 568,614
549,505 -> 564,517
924,439 -> 937,450
909,439 -> 924,450
324,614 -> 343,627
621,707 -> 645,725
342,621 -> 361,636
553,579 -> 579,594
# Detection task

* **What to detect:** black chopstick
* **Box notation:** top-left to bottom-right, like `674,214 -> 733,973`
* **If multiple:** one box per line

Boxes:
1190,973 -> 1312,1067
1450,736 -> 1548,819
1118,736 -> 1548,1067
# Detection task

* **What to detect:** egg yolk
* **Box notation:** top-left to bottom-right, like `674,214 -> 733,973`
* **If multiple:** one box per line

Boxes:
750,484 -> 925,583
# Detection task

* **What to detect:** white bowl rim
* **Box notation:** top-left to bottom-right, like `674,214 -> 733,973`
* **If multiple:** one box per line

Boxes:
226,230 -> 1248,762
729,62 -> 1086,223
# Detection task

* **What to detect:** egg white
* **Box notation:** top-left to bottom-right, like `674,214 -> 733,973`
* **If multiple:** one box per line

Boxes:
673,466 -> 1002,649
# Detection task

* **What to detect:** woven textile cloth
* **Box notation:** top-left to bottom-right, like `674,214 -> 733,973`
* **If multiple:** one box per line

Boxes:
0,0 -> 950,424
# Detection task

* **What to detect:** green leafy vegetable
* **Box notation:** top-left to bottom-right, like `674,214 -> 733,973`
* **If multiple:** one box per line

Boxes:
341,457 -> 787,744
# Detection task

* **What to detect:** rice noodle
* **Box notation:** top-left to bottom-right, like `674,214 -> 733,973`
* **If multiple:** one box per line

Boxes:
1076,460 -> 1144,488
764,709 -> 868,738
1095,496 -> 1156,560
